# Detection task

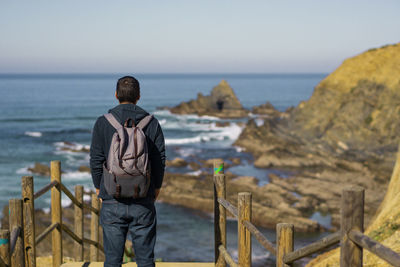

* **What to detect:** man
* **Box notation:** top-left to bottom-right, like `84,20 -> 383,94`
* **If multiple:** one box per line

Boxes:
90,76 -> 165,267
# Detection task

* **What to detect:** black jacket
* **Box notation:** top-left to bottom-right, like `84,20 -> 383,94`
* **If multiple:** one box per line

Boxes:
90,103 -> 166,202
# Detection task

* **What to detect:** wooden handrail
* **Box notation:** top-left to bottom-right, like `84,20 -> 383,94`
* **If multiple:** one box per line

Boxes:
349,230 -> 400,266
83,202 -> 99,214
217,197 -> 238,219
59,183 -> 83,209
82,238 -> 104,252
243,220 -> 276,256
34,180 -> 58,200
218,245 -> 238,267
35,222 -> 59,245
283,231 -> 340,264
61,224 -> 82,244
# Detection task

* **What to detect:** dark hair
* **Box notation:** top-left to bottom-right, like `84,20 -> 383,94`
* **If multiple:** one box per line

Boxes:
116,76 -> 140,103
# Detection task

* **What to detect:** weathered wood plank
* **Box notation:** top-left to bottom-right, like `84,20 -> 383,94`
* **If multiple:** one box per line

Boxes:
349,230 -> 400,267
9,199 -> 24,267
10,226 -> 21,255
0,230 -> 10,267
217,198 -> 238,219
283,231 -> 340,264
59,183 -> 82,209
61,224 -> 82,245
238,192 -> 251,267
340,186 -> 364,267
61,262 -> 214,267
35,223 -> 59,245
276,223 -> 294,267
214,172 -> 226,267
22,176 -> 36,267
33,180 -> 58,200
243,220 -> 276,256
218,245 -> 238,267
51,160 -> 63,267
90,194 -> 100,261
74,185 -> 84,261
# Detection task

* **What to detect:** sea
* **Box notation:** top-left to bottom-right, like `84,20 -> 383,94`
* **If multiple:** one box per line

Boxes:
0,73 -> 330,265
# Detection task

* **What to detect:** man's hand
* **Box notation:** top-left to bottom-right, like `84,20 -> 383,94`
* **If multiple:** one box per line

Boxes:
155,189 -> 161,201
96,188 -> 102,203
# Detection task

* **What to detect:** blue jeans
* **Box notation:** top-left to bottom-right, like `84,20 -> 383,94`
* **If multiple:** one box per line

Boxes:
100,199 -> 157,267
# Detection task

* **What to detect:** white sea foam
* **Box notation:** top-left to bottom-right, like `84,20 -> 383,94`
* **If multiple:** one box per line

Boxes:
165,122 -> 243,145
62,171 -> 91,180
153,109 -> 221,121
83,194 -> 92,202
53,141 -> 90,154
255,118 -> 265,127
16,166 -> 32,175
187,170 -> 202,176
176,147 -> 202,158
234,146 -> 244,152
25,131 -> 42,137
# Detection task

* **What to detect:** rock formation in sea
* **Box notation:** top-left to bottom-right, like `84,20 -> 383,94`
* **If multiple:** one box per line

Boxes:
170,80 -> 248,118
234,43 -> 400,230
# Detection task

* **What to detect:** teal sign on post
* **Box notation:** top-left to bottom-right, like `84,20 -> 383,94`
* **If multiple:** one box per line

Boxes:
0,238 -> 8,246
214,164 -> 224,175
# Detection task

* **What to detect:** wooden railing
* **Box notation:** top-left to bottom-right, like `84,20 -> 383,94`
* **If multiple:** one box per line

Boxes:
213,160 -> 400,267
0,160 -> 133,267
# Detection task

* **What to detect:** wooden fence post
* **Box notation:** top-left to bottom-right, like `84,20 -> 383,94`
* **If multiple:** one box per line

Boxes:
276,223 -> 294,267
22,176 -> 36,267
74,185 -> 84,261
238,192 -> 252,267
0,230 -> 10,267
90,193 -> 100,261
340,186 -> 364,267
214,160 -> 226,267
9,199 -> 24,267
214,172 -> 226,267
51,160 -> 62,267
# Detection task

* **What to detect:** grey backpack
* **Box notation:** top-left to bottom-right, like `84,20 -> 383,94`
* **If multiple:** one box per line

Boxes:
102,113 -> 153,198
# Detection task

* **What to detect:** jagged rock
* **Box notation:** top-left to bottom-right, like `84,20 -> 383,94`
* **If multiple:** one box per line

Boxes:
166,157 -> 188,168
188,161 -> 201,171
229,157 -> 241,165
58,141 -> 90,153
28,162 -> 51,176
78,166 -> 91,173
215,121 -> 231,127
251,101 -> 282,117
170,80 -> 248,118
159,171 -> 322,232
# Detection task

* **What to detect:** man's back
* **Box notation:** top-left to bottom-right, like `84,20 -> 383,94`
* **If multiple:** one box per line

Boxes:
90,103 -> 165,202
89,76 -> 165,267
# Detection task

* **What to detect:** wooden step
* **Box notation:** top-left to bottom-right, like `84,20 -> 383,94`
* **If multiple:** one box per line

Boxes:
61,262 -> 214,267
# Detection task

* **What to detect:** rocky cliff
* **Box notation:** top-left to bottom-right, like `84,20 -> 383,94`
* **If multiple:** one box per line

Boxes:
170,80 -> 248,118
235,43 -> 400,229
290,43 -> 400,154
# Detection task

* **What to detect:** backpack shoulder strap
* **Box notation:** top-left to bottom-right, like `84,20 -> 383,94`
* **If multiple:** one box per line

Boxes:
104,113 -> 122,129
137,115 -> 153,130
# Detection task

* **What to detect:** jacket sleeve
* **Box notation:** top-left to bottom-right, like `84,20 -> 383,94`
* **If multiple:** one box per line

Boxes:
90,117 -> 105,189
150,122 -> 166,189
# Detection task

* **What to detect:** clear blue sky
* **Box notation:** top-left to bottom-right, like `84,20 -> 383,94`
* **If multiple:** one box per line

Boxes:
0,1 -> 399,73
